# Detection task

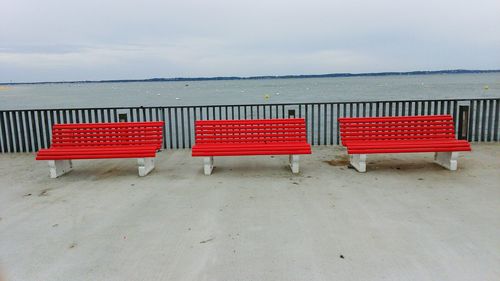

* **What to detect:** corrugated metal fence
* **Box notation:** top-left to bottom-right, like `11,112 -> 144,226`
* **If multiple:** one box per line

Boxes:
0,98 -> 499,153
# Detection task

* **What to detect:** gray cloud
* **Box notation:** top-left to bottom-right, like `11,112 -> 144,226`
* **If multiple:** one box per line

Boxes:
1,0 -> 499,82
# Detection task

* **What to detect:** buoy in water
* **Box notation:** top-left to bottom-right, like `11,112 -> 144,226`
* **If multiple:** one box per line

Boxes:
264,94 -> 270,100
484,85 -> 489,90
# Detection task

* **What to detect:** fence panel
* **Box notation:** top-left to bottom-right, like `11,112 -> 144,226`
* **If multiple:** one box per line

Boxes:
0,98 -> 499,153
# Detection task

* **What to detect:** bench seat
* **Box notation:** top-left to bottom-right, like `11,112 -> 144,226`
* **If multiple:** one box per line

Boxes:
192,143 -> 311,156
343,139 -> 471,154
36,146 -> 158,160
192,118 -> 311,175
339,115 -> 471,172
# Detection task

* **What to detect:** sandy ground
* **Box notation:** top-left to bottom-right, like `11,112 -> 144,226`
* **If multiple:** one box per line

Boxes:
0,144 -> 499,281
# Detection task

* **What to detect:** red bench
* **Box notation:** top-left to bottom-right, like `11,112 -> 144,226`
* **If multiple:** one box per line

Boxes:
36,121 -> 164,178
339,115 -> 471,172
192,118 -> 311,175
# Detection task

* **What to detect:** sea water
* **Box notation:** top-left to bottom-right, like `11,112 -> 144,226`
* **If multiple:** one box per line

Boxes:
0,73 -> 499,109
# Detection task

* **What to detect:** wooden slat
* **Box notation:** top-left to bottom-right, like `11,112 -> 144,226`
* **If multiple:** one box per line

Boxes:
54,121 -> 164,128
338,115 -> 452,122
341,128 -> 455,136
345,139 -> 470,146
192,150 -> 312,157
52,141 -> 162,146
193,143 -> 310,148
348,146 -> 471,154
195,118 -> 304,125
339,121 -> 453,129
347,142 -> 470,149
343,134 -> 457,142
36,153 -> 157,160
53,136 -> 162,141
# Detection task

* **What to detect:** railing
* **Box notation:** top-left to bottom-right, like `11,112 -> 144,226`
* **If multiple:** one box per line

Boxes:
0,98 -> 499,153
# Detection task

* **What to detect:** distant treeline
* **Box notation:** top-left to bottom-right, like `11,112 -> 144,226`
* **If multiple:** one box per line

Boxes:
3,69 -> 500,85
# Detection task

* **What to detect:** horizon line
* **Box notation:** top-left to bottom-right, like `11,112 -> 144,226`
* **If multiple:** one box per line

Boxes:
2,69 -> 500,85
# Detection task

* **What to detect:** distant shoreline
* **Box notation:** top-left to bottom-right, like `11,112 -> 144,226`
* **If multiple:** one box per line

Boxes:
2,69 -> 499,85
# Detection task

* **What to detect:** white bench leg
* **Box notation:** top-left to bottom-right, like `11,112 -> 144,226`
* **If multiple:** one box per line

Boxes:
349,154 -> 367,172
138,157 -> 155,177
289,155 -> 300,174
203,157 -> 214,175
48,160 -> 73,178
434,152 -> 458,171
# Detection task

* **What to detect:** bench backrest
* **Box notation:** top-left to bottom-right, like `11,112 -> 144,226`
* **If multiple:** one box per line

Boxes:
195,118 -> 307,144
339,115 -> 456,144
51,122 -> 164,149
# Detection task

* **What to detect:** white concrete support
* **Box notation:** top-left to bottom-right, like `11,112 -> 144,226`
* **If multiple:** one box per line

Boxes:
203,157 -> 214,175
137,157 -> 155,177
48,160 -> 73,178
289,155 -> 300,174
349,154 -> 367,172
434,152 -> 459,171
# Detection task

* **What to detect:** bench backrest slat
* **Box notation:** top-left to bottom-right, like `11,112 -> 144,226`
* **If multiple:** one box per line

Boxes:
195,118 -> 307,144
51,122 -> 164,149
339,115 -> 457,144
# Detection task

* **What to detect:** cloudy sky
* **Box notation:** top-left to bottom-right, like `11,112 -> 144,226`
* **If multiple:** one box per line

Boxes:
1,0 -> 499,82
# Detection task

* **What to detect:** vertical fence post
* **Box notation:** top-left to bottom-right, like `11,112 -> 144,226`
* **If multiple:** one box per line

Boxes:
0,111 -> 7,153
494,99 -> 500,141
457,105 -> 469,140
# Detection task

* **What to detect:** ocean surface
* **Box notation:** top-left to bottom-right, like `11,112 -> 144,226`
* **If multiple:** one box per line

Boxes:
1,73 -> 499,110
